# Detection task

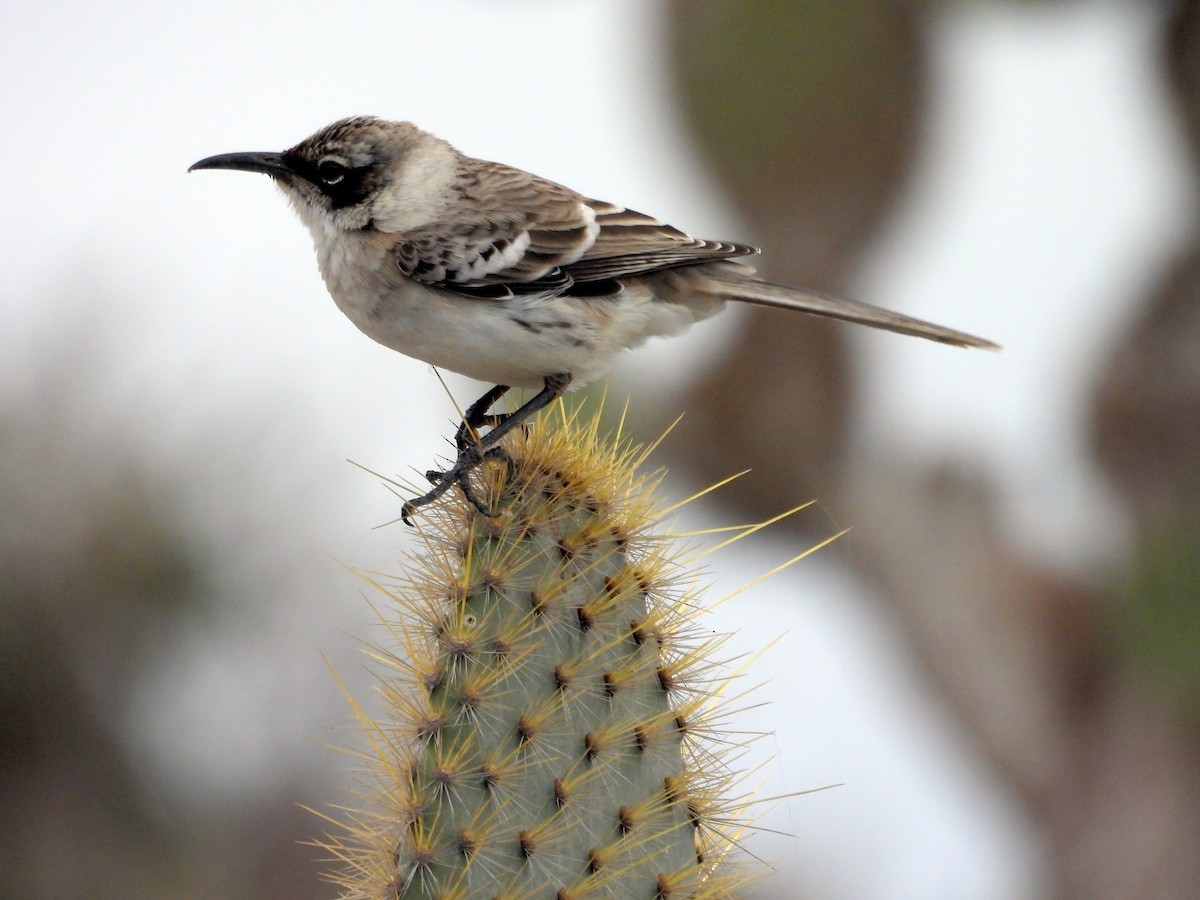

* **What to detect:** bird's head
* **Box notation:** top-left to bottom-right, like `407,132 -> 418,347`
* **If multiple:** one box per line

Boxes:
190,116 -> 457,235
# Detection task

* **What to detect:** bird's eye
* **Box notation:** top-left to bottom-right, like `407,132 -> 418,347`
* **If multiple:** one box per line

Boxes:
317,159 -> 348,185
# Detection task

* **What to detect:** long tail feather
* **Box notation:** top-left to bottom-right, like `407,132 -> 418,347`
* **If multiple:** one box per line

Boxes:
703,271 -> 999,350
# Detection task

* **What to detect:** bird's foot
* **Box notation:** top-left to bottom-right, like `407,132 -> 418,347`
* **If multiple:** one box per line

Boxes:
401,375 -> 569,526
401,445 -> 514,526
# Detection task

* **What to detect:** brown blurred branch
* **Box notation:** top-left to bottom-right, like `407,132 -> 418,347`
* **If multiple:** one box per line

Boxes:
664,2 -> 1200,897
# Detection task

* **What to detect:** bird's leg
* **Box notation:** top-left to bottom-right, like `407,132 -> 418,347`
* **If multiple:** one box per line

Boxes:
427,384 -> 512,485
462,374 -> 570,456
444,446 -> 515,518
454,383 -> 511,451
402,374 -> 572,525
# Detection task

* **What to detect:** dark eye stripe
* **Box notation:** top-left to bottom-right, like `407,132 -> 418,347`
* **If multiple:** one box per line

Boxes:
323,168 -> 372,209
280,152 -> 376,209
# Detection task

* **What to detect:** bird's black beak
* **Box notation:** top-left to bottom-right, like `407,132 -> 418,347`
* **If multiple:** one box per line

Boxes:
188,151 -> 294,178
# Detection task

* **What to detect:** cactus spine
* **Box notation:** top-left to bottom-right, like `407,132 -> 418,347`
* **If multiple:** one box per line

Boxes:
324,402 -> 759,898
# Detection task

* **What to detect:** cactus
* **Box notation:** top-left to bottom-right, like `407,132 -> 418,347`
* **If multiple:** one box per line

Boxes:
320,400 -> 796,898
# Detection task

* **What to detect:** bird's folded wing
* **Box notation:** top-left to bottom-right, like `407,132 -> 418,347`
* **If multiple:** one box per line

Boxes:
391,161 -> 755,300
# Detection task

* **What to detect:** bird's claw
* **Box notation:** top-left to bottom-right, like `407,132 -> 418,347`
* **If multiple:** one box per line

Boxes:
401,376 -> 569,527
402,446 -> 514,526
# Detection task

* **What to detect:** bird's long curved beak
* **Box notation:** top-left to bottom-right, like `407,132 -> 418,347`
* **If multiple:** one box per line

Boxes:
188,151 -> 293,177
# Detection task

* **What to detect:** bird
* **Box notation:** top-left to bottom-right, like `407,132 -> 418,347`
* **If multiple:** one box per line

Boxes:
190,116 -> 997,522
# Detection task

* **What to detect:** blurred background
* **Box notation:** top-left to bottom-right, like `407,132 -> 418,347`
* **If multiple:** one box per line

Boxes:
2,1 -> 1198,897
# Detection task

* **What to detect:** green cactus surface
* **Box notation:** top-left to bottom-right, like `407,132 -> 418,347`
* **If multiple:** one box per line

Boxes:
324,402 -> 767,898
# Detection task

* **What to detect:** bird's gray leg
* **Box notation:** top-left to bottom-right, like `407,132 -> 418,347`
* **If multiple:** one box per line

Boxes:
424,383 -> 512,513
454,383 -> 511,451
426,383 -> 512,487
402,373 -> 572,525
445,446 -> 517,518
427,382 -> 515,517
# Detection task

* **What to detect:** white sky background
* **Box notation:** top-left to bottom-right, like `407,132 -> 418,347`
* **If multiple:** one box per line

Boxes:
0,1 -> 1191,898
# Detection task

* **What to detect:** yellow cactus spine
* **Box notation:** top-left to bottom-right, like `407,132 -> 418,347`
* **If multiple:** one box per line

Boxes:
320,400 -> 805,898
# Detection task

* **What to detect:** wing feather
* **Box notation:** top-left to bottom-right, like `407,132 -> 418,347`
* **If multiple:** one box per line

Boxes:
391,160 -> 756,299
